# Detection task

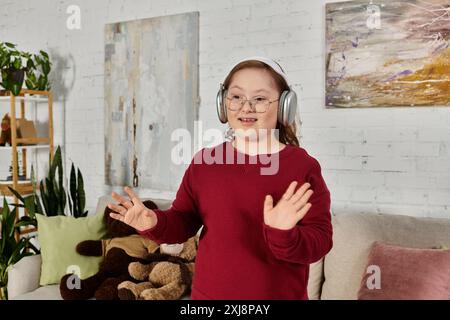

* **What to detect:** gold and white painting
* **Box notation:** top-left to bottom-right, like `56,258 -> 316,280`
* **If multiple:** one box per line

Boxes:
326,0 -> 450,108
104,12 -> 199,191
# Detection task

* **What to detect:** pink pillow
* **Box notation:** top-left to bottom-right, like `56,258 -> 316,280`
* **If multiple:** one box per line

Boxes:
358,242 -> 450,300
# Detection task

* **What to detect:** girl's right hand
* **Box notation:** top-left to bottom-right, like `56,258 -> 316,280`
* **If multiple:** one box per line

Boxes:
108,186 -> 157,232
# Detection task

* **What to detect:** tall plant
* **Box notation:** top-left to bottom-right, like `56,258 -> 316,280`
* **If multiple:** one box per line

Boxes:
9,145 -> 88,218
40,145 -> 66,216
0,198 -> 39,300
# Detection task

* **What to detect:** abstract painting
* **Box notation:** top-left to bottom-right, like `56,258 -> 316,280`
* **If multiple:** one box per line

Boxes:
105,12 -> 199,191
326,0 -> 449,108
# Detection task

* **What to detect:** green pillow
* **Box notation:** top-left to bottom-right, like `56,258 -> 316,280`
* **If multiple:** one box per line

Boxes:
36,212 -> 107,286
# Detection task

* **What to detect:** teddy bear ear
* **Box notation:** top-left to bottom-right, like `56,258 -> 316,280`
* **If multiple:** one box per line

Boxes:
103,204 -> 136,237
142,200 -> 158,210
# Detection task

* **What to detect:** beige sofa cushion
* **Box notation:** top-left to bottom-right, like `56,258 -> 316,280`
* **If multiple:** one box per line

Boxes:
321,213 -> 450,300
8,254 -> 42,299
307,258 -> 324,300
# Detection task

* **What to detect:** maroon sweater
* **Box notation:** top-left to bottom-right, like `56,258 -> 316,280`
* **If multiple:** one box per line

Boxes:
138,141 -> 333,299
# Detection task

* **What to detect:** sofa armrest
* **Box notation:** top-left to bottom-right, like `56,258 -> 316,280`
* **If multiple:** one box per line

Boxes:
7,254 -> 42,299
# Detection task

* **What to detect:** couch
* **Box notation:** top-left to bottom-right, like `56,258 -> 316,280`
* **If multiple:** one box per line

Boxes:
7,195 -> 173,300
8,195 -> 450,300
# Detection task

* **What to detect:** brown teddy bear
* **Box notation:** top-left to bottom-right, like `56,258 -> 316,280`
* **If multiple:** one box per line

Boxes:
117,235 -> 199,300
59,200 -> 160,300
0,113 -> 11,146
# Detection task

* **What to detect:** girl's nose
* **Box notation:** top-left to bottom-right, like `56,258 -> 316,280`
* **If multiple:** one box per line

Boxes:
241,100 -> 254,113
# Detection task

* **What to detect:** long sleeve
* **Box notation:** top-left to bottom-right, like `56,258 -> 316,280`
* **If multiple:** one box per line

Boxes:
262,157 -> 333,264
138,157 -> 203,244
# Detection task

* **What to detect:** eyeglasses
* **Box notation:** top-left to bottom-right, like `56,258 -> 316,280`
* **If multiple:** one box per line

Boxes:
226,94 -> 279,113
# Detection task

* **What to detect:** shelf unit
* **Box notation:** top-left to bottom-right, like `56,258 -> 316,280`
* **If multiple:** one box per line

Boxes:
0,89 -> 54,239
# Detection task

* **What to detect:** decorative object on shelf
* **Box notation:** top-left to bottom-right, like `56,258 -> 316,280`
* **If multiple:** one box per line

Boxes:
16,118 -> 37,145
0,197 -> 39,300
0,114 -> 37,147
0,113 -> 11,146
325,0 -> 450,108
6,152 -> 26,181
0,42 -> 52,96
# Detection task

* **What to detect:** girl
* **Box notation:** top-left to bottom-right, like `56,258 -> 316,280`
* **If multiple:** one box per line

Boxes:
108,57 -> 333,300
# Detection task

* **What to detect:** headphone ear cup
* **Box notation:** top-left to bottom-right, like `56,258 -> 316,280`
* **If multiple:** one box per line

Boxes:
278,89 -> 297,126
216,87 -> 228,123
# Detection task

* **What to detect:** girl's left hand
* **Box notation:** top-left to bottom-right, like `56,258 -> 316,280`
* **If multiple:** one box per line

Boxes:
264,181 -> 314,230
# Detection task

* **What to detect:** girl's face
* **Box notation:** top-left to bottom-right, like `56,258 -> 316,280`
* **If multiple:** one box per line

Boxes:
226,68 -> 280,139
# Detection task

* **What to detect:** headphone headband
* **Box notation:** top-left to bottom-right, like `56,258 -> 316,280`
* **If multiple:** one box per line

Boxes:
230,56 -> 290,85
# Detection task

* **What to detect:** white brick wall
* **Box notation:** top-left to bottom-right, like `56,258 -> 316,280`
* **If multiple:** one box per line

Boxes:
0,0 -> 448,218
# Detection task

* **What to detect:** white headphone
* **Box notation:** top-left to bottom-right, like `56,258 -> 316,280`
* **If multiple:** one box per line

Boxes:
216,56 -> 298,126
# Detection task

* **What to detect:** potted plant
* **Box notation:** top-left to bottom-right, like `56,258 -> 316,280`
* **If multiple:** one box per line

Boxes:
0,42 -> 33,96
0,198 -> 39,300
25,50 -> 51,91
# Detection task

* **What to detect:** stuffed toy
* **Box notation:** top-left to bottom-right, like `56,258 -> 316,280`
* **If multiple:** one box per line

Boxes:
117,235 -> 199,300
59,200 -> 160,300
0,113 -> 11,146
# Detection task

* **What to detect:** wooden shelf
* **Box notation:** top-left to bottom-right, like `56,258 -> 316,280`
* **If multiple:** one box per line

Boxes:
0,89 -> 54,240
0,96 -> 48,102
0,181 -> 34,196
0,89 -> 49,102
0,144 -> 50,151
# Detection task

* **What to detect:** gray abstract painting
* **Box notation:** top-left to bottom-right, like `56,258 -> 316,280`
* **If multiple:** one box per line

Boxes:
105,12 -> 199,191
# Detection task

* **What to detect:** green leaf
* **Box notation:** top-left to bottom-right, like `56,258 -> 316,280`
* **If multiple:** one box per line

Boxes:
26,58 -> 35,70
68,193 -> 73,217
35,195 -> 44,216
42,64 -> 50,76
39,50 -> 49,59
4,42 -> 16,49
37,75 -> 47,91
24,195 -> 36,219
70,163 -> 77,216
25,79 -> 35,90
0,56 -> 9,68
13,58 -> 21,69
11,83 -> 22,96
40,180 -> 49,216
34,55 -> 42,65
15,216 -> 37,228
7,186 -> 25,204
77,168 -> 86,217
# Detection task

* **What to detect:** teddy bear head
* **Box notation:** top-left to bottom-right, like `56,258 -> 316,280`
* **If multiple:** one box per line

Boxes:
160,235 -> 199,261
